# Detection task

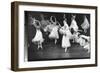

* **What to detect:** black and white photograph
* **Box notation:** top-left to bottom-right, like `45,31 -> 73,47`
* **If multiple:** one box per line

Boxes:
11,1 -> 97,71
24,11 -> 91,61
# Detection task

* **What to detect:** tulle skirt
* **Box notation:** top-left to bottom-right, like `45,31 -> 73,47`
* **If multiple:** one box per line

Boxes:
59,27 -> 71,48
32,29 -> 44,43
81,17 -> 89,30
49,26 -> 59,39
62,35 -> 71,48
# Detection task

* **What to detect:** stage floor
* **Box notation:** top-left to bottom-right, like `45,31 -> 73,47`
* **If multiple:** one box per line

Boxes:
28,42 -> 90,61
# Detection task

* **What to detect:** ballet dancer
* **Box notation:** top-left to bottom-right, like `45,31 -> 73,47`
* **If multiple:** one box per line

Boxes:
31,17 -> 44,50
59,14 -> 72,52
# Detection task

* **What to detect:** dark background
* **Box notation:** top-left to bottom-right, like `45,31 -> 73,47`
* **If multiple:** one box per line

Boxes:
24,11 -> 90,61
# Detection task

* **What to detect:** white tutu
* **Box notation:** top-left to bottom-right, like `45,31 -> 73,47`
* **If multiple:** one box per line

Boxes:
62,35 -> 71,48
70,19 -> 78,32
32,29 -> 44,43
81,16 -> 89,32
49,25 -> 59,39
59,20 -> 71,48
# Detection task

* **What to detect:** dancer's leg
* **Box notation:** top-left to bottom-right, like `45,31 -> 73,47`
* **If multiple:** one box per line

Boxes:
37,43 -> 40,50
65,47 -> 68,52
40,43 -> 43,50
55,39 -> 57,44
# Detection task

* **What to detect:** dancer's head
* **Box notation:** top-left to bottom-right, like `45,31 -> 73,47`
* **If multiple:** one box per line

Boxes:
32,17 -> 36,24
71,14 -> 76,20
63,14 -> 67,21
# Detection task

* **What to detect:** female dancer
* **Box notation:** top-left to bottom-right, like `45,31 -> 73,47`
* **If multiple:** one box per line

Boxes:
31,17 -> 44,50
81,15 -> 90,33
44,16 -> 61,44
59,15 -> 72,52
70,15 -> 79,32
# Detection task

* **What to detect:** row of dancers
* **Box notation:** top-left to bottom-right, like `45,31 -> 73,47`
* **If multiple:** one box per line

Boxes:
30,14 -> 90,53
